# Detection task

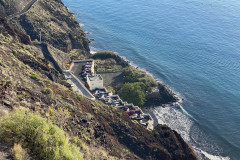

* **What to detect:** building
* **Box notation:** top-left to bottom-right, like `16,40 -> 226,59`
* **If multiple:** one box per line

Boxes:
86,74 -> 104,90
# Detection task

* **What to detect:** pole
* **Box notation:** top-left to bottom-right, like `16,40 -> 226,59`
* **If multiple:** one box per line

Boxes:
40,31 -> 42,43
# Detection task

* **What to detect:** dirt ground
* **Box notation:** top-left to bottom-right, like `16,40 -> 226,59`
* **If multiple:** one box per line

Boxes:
100,72 -> 124,90
0,143 -> 12,160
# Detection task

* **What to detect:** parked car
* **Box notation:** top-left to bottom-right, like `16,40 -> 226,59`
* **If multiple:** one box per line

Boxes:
135,115 -> 144,120
127,110 -> 135,115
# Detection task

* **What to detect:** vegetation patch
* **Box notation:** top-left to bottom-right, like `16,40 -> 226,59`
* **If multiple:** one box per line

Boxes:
0,108 -> 84,160
6,80 -> 13,85
30,73 -> 39,80
43,87 -> 53,95
95,60 -> 123,73
0,61 -> 5,67
76,95 -> 82,101
12,50 -> 17,54
48,108 -> 55,116
12,143 -> 28,160
92,50 -> 129,67
118,82 -> 146,106
123,66 -> 157,91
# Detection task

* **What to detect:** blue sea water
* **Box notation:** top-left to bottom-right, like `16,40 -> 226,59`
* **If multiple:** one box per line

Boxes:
62,0 -> 240,159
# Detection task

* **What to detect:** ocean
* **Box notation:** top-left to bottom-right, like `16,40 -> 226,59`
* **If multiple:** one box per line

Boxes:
62,0 -> 240,159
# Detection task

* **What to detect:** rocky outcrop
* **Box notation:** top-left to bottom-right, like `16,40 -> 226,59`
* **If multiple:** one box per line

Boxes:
145,83 -> 178,107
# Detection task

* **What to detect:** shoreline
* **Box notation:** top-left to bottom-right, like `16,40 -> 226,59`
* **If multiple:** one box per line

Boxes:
89,49 -> 181,108
87,49 -> 182,129
63,2 -> 238,159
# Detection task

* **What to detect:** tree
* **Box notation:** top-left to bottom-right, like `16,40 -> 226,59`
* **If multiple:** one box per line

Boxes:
119,82 -> 146,106
123,66 -> 157,92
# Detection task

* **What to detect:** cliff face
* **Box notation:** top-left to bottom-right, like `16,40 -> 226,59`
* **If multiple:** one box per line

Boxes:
9,0 -> 90,54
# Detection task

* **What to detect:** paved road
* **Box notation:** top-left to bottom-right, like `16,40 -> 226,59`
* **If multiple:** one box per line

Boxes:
63,70 -> 95,100
7,0 -> 37,20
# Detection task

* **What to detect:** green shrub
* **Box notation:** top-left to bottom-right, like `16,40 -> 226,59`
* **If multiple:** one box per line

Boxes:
12,50 -> 17,54
43,88 -> 53,95
72,137 -> 83,148
153,130 -> 159,136
92,50 -> 129,67
123,66 -> 157,91
67,104 -> 74,110
106,86 -> 116,94
6,80 -> 13,85
0,108 -> 84,160
118,82 -> 146,106
48,109 -> 55,116
30,73 -> 39,80
76,95 -> 82,101
0,61 -> 5,67
39,81 -> 45,87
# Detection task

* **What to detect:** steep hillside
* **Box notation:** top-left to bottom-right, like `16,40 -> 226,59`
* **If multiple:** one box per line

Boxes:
0,17 -> 198,160
9,0 -> 90,55
0,0 -> 30,17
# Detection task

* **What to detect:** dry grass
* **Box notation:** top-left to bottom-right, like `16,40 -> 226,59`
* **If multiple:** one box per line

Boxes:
12,143 -> 28,160
0,109 -> 9,117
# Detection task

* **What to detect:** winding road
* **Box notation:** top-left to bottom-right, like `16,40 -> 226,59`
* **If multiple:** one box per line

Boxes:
7,0 -> 37,20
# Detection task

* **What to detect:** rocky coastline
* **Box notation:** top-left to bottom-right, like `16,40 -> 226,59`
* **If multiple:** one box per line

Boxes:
0,0 -> 198,159
90,49 -> 179,107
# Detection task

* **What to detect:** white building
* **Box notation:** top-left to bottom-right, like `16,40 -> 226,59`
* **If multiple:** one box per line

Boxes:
86,74 -> 104,90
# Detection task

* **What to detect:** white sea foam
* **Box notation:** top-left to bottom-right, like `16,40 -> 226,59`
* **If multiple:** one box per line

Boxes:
200,150 -> 230,160
84,31 -> 92,34
153,104 -> 230,160
90,46 -> 99,54
153,105 -> 192,141
79,23 -> 84,27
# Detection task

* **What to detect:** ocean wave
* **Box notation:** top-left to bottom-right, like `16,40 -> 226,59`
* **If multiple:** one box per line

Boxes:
153,105 -> 192,141
193,147 -> 231,160
90,46 -> 100,54
79,23 -> 84,27
152,104 -> 229,160
200,150 -> 230,160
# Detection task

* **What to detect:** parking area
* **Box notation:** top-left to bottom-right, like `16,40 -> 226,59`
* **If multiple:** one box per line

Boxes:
63,70 -> 95,100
